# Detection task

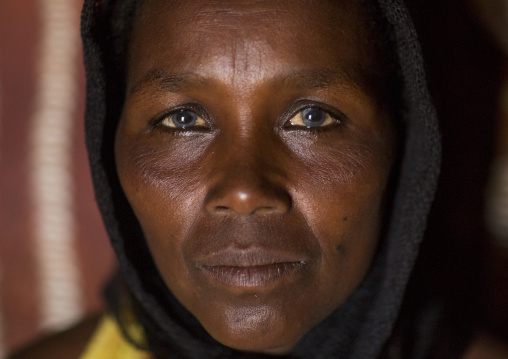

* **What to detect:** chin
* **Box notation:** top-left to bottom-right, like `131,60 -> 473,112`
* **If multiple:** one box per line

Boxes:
201,304 -> 303,355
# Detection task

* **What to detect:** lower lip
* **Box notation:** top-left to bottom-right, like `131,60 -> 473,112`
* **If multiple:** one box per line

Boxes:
197,262 -> 306,288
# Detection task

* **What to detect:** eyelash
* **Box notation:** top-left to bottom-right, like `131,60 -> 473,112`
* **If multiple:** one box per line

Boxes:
152,102 -> 346,133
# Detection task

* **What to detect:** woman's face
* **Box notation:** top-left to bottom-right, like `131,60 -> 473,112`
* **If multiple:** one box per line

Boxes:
115,0 -> 395,355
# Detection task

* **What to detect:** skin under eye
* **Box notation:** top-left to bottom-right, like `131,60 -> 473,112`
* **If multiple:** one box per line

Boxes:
159,109 -> 207,129
286,107 -> 340,129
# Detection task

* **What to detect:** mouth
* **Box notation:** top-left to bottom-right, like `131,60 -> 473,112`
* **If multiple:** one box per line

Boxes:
195,247 -> 308,288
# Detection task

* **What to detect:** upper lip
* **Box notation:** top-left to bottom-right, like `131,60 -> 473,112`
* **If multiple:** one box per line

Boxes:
195,246 -> 308,268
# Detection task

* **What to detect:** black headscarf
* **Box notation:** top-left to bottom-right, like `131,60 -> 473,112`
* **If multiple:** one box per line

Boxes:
81,1 -> 443,358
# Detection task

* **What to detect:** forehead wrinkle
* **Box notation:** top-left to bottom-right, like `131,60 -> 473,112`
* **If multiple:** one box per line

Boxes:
146,0 -> 295,36
188,0 -> 293,22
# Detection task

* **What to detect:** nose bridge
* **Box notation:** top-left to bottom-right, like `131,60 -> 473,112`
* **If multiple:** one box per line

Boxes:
204,133 -> 291,216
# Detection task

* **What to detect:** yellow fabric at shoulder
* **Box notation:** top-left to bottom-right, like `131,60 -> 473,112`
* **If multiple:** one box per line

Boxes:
80,315 -> 153,359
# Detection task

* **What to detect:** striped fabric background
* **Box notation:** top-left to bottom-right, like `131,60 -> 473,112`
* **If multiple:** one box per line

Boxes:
0,0 -> 115,356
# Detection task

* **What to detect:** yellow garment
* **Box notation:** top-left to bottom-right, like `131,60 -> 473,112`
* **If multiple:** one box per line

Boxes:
80,315 -> 153,359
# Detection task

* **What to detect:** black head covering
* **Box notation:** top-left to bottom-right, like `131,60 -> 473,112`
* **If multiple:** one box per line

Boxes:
81,1 -> 441,358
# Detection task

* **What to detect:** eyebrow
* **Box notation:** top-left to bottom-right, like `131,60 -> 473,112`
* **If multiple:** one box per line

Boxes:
128,67 -> 369,98
279,68 -> 366,93
129,70 -> 207,96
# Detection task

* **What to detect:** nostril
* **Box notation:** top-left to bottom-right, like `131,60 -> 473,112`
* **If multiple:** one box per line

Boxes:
205,188 -> 291,216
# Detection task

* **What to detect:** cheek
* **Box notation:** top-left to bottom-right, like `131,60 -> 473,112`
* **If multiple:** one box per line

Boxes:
286,130 -> 392,302
114,132 -> 213,292
115,117 -> 217,210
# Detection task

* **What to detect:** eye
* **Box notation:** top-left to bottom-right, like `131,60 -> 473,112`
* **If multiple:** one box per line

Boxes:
159,109 -> 207,129
286,107 -> 340,129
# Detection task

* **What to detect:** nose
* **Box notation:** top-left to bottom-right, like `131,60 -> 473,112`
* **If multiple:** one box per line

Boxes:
204,154 -> 291,216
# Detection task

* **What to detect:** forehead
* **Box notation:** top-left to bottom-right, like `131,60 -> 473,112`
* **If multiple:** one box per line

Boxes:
136,0 -> 364,31
127,0 -> 379,98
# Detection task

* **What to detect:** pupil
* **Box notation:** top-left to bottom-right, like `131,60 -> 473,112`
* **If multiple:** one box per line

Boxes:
173,110 -> 197,128
302,108 -> 326,127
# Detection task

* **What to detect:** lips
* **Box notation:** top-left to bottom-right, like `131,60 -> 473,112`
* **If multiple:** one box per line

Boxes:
195,247 -> 309,288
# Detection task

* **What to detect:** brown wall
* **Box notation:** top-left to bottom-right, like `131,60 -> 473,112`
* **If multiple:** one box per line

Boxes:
0,0 -> 115,355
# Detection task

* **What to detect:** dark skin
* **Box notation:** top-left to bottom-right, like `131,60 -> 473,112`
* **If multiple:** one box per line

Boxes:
115,0 -> 395,355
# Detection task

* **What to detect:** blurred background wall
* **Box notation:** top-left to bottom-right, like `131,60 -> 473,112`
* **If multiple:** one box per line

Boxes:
407,0 -> 508,345
0,0 -> 115,357
0,0 -> 507,358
